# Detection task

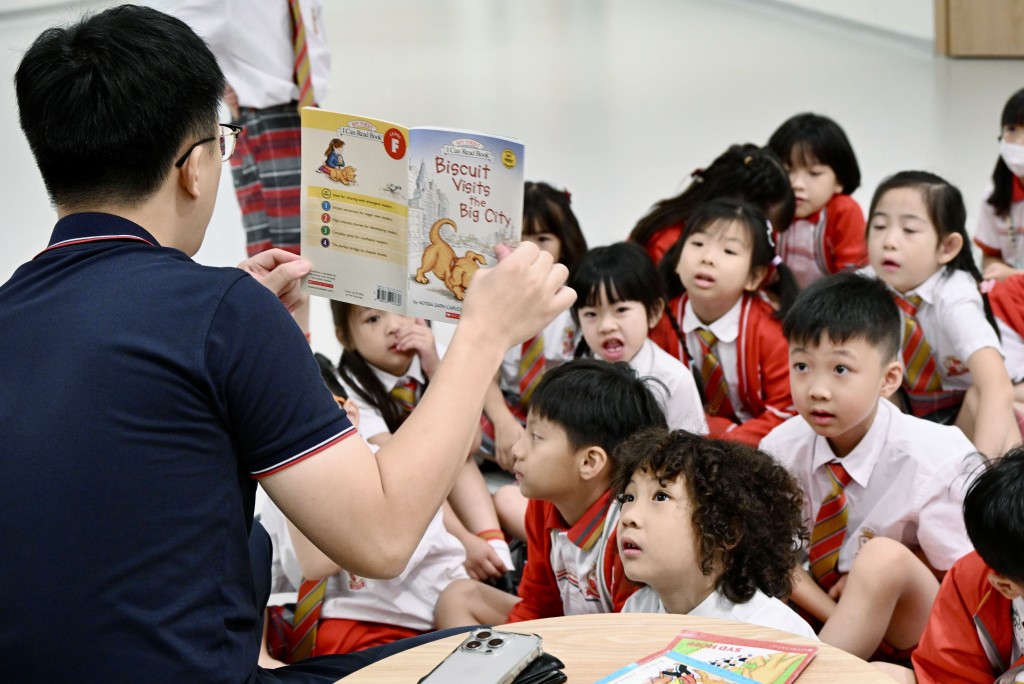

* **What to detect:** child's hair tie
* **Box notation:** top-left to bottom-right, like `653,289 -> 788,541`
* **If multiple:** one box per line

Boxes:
771,255 -> 783,267
563,189 -> 572,203
765,219 -> 776,249
744,155 -> 753,165
690,168 -> 705,183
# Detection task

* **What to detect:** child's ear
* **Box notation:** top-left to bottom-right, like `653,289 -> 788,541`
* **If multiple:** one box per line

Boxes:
937,232 -> 964,265
578,446 -> 609,482
988,572 -> 1024,600
744,265 -> 768,292
334,327 -> 348,348
879,359 -> 903,399
647,299 -> 665,329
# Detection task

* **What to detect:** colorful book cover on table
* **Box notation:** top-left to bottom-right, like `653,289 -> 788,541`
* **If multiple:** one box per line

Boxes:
597,629 -> 816,684
298,108 -> 524,323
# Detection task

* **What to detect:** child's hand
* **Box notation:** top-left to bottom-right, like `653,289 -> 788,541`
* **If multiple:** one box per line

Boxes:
494,418 -> 524,473
461,534 -> 507,580
339,397 -> 360,431
983,261 -> 1020,282
827,573 -> 848,601
395,318 -> 440,377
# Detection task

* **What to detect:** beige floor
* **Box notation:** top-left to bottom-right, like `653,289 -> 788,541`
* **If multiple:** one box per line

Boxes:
1,0 -> 1022,359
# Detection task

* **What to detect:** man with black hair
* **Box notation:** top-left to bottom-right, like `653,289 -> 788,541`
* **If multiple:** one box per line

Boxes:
0,6 -> 572,680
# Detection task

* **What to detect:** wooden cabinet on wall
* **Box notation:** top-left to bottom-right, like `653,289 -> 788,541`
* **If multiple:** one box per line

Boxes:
935,0 -> 1024,56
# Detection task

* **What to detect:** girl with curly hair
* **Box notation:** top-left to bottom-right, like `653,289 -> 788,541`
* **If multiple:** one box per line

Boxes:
613,428 -> 815,638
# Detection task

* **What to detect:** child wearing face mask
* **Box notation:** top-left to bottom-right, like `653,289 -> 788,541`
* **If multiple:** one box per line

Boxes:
976,88 -> 1024,282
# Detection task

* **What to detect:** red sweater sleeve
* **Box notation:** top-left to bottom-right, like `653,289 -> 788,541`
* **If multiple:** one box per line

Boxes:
913,552 -> 1007,684
725,302 -> 793,446
824,194 -> 867,273
506,500 -> 564,623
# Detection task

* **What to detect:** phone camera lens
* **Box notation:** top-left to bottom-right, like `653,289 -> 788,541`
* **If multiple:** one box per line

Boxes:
465,640 -> 482,650
487,638 -> 504,648
475,630 -> 491,639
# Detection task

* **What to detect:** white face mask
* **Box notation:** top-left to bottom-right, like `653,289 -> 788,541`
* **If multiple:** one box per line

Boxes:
1000,139 -> 1024,177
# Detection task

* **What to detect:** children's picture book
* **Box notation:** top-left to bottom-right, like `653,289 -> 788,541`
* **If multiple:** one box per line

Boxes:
298,108 -> 525,322
596,629 -> 817,684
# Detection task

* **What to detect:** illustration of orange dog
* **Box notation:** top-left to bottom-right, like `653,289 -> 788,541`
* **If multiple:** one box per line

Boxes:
414,218 -> 485,300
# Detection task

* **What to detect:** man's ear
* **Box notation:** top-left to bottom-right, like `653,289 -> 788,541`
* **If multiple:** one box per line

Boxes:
988,572 -> 1024,600
177,149 -> 203,199
879,359 -> 903,399
578,446 -> 609,482
937,232 -> 964,266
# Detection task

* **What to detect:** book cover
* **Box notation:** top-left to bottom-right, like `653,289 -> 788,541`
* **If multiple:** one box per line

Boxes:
299,108 -> 524,322
597,629 -> 817,684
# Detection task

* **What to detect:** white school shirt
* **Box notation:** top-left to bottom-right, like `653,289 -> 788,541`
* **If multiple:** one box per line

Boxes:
760,399 -> 981,573
998,318 -> 1024,383
681,297 -> 751,421
338,343 -> 443,441
261,482 -> 468,631
498,308 -> 579,398
861,266 -> 1003,391
163,0 -> 331,109
976,182 -> 1024,268
622,586 -> 817,639
628,339 -> 708,435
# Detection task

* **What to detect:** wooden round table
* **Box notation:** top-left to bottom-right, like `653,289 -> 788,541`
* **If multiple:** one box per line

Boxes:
339,613 -> 897,682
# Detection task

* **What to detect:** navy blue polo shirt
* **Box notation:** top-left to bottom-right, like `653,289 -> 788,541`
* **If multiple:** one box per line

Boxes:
0,213 -> 353,681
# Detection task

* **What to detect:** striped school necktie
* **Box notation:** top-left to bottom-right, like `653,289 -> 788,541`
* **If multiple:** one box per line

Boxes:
518,334 -> 545,409
390,376 -> 423,414
895,295 -> 942,395
808,462 -> 853,591
696,328 -> 735,419
289,577 -> 327,661
287,0 -> 315,110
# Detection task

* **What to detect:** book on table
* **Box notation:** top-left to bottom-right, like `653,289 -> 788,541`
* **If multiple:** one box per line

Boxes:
299,108 -> 525,323
596,628 -> 817,683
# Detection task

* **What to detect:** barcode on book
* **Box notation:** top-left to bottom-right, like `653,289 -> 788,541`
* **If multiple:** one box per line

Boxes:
376,286 -> 403,306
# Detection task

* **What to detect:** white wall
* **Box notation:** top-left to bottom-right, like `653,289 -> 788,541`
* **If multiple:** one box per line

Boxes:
0,0 -> 81,14
767,0 -> 934,43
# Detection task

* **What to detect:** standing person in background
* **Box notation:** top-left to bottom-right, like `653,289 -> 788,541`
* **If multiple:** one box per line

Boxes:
165,0 -> 330,335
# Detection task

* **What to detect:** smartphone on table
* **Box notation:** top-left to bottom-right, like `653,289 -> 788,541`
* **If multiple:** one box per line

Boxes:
418,627 -> 543,684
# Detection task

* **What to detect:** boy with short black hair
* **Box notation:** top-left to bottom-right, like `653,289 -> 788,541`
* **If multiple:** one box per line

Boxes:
760,272 -> 982,660
434,358 -> 668,627
911,446 -> 1024,682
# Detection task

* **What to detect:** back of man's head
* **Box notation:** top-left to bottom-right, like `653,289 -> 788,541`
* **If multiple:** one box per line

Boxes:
964,446 -> 1024,583
782,271 -> 901,362
529,358 -> 668,458
16,5 -> 225,209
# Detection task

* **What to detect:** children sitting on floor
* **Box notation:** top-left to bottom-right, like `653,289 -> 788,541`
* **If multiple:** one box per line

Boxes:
612,428 -> 816,638
433,359 -> 668,628
760,272 -> 982,661
908,445 -> 1024,683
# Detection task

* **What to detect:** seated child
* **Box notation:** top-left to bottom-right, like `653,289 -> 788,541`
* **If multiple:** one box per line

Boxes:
862,170 -> 1019,460
434,359 -> 668,628
760,271 -> 983,660
330,300 -> 513,580
260,472 -> 469,656
767,112 -> 866,289
571,241 -> 707,435
910,445 -> 1024,683
975,87 -> 1024,282
613,427 -> 816,638
659,198 -> 798,445
484,183 -> 588,474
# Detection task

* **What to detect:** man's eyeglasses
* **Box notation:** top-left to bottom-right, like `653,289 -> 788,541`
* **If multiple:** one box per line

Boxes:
174,123 -> 243,168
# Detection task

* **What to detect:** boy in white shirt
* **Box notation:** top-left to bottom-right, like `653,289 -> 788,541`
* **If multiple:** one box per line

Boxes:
761,272 -> 982,660
614,428 -> 816,638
